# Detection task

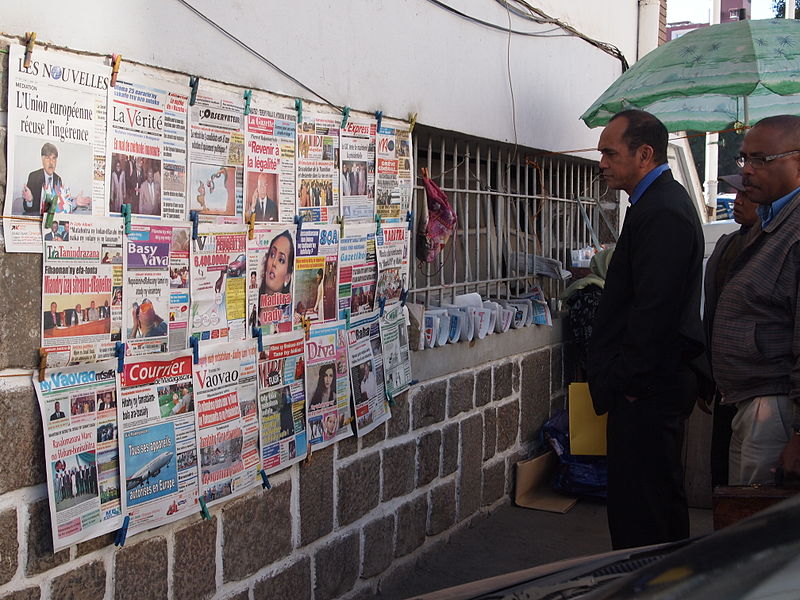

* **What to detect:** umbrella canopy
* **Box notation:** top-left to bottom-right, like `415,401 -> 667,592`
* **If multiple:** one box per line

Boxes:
581,19 -> 800,132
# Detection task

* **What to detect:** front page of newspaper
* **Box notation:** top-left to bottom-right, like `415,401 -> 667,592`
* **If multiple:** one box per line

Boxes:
244,103 -> 297,224
258,330 -> 308,474
337,223 -> 378,319
42,216 -> 124,366
339,120 -> 376,222
379,303 -> 412,398
296,114 -> 340,223
4,45 -> 109,252
123,221 -> 191,356
34,360 -> 123,551
376,225 -> 410,307
347,309 -> 391,437
106,75 -> 188,220
190,224 -> 248,343
294,224 -> 339,324
187,85 -> 245,223
247,225 -> 296,336
117,349 -> 198,536
305,320 -> 353,449
375,124 -> 413,223
195,340 -> 260,506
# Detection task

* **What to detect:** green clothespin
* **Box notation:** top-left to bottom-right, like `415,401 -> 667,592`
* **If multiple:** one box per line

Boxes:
199,497 -> 211,520
295,98 -> 303,124
44,193 -> 57,228
120,203 -> 132,234
386,388 -> 395,407
340,106 -> 350,129
243,89 -> 252,116
345,308 -> 351,330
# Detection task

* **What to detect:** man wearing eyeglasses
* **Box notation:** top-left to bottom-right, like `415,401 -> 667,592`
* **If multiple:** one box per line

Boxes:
588,110 -> 705,550
712,114 -> 800,486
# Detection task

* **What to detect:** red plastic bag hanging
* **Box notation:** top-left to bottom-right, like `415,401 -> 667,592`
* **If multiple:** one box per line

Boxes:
416,170 -> 457,263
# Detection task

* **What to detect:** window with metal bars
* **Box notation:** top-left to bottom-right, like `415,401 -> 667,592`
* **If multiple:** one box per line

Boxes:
409,126 -> 617,306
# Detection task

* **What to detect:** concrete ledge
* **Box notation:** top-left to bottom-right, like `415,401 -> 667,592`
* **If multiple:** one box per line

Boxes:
410,316 -> 565,382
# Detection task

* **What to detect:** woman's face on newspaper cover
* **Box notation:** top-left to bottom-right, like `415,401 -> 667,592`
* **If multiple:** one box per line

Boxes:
264,235 -> 292,293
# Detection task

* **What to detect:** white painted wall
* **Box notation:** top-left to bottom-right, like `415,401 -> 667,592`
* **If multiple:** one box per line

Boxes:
0,0 -> 639,155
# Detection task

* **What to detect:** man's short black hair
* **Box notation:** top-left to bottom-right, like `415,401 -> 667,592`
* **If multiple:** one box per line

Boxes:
609,110 -> 668,164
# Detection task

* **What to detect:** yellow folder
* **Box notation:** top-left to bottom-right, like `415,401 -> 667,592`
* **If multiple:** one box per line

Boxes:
568,382 -> 607,456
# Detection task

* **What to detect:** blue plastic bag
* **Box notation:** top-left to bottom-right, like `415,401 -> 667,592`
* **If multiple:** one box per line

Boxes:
542,409 -> 607,499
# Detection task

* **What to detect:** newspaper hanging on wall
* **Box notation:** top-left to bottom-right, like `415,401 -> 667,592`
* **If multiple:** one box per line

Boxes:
106,75 -> 188,220
41,216 -> 124,366
247,225 -> 296,336
305,320 -> 353,449
347,309 -> 390,436
337,223 -> 377,319
34,359 -> 123,551
294,224 -> 339,324
123,221 -> 191,356
258,330 -> 308,474
195,340 -> 260,506
244,103 -> 297,224
190,223 -> 248,344
376,224 -> 410,307
339,120 -> 376,222
375,124 -> 413,223
4,46 -> 109,252
296,114 -> 340,223
187,85 -> 245,223
117,349 -> 198,536
379,303 -> 412,398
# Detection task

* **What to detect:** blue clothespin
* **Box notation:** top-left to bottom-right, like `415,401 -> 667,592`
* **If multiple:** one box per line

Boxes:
406,210 -> 413,231
114,515 -> 130,547
260,469 -> 271,489
252,326 -> 263,352
189,337 -> 199,364
378,296 -> 386,317
43,194 -> 57,228
121,204 -> 132,234
375,213 -> 382,236
400,289 -> 409,307
294,98 -> 303,124
294,214 -> 304,236
190,210 -> 200,240
375,110 -> 383,132
340,106 -> 350,129
199,497 -> 211,520
115,342 -> 125,373
409,379 -> 419,386
243,89 -> 252,116
189,76 -> 199,106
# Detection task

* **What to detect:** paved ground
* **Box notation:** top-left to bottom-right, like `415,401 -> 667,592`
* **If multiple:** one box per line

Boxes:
377,499 -> 713,600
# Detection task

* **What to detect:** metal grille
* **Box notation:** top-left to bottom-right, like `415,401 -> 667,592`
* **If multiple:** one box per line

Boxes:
410,126 -> 612,306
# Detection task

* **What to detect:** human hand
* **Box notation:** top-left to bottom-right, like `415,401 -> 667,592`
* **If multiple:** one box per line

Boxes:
696,395 -> 712,415
22,185 -> 32,203
780,434 -> 800,480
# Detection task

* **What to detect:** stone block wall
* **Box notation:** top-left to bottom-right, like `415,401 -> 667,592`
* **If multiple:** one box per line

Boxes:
0,334 -> 565,599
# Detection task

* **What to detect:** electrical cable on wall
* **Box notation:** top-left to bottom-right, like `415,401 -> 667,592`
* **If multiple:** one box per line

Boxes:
425,0 -> 629,71
174,0 -> 343,112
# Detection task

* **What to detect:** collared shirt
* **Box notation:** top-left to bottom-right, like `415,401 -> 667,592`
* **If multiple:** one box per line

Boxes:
629,163 -> 670,205
758,185 -> 800,228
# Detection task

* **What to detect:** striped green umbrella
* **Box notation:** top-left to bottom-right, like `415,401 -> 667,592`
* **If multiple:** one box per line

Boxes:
581,19 -> 800,132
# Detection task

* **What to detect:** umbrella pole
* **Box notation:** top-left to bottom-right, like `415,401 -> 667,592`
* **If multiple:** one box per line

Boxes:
743,95 -> 749,127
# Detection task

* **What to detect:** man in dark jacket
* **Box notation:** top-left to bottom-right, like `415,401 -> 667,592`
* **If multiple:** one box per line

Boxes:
588,110 -> 705,550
